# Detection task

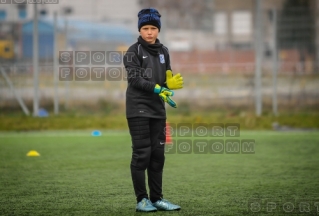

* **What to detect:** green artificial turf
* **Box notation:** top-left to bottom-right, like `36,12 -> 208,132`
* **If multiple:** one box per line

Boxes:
0,131 -> 318,215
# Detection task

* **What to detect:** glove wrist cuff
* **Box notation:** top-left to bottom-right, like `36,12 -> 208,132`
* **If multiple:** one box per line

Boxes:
154,84 -> 162,94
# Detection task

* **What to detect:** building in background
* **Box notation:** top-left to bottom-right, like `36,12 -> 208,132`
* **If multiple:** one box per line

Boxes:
140,0 -> 287,51
0,0 -> 318,72
21,19 -> 136,59
140,0 -> 318,74
0,2 -> 27,60
25,0 -> 139,28
0,0 -> 139,25
0,0 -> 139,60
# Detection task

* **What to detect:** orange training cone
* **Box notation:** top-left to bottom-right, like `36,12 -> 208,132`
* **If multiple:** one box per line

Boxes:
166,122 -> 172,144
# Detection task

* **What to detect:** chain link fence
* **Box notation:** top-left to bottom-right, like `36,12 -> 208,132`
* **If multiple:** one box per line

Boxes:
0,1 -> 318,114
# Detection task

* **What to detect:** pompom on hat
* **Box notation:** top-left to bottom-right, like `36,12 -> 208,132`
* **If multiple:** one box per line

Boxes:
138,8 -> 161,32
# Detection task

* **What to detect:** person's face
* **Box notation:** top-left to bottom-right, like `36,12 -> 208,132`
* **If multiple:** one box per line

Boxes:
140,25 -> 159,44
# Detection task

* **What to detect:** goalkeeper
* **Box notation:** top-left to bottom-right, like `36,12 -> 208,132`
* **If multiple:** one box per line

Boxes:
123,8 -> 183,213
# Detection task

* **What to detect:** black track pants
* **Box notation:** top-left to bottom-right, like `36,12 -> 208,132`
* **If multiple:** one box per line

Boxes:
127,117 -> 166,203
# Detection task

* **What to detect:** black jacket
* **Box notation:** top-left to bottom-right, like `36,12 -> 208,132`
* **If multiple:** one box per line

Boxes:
123,37 -> 171,119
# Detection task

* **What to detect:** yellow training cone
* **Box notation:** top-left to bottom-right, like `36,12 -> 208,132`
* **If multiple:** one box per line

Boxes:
27,150 -> 40,157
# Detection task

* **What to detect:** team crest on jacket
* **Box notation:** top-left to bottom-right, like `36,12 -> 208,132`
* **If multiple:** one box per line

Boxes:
159,54 -> 165,64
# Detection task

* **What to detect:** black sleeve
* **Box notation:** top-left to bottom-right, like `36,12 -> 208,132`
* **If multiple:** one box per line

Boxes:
164,46 -> 172,71
123,45 -> 156,93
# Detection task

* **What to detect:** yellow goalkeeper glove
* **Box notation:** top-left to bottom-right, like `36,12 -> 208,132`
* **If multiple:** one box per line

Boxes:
166,70 -> 183,90
154,84 -> 177,108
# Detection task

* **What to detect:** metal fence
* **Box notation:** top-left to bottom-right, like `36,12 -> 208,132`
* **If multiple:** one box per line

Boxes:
0,2 -> 318,115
